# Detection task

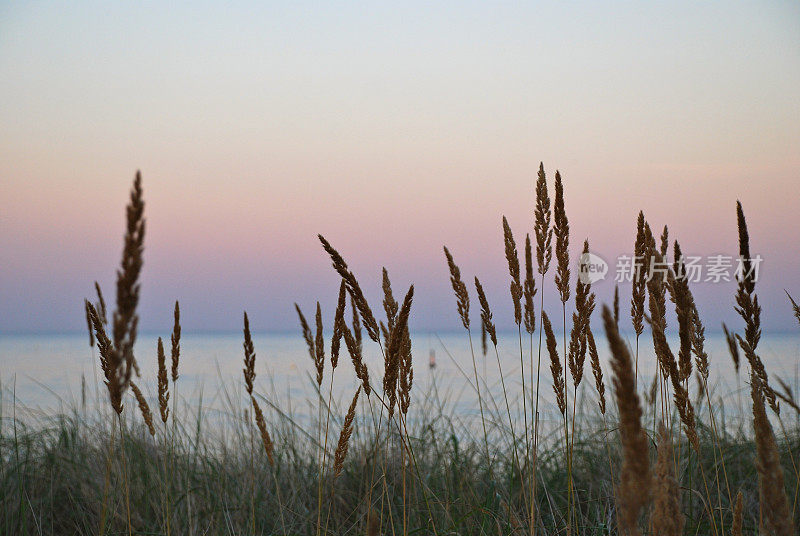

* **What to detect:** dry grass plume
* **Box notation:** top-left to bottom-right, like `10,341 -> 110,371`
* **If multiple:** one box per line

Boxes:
170,301 -> 181,382
750,373 -> 794,535
603,306 -> 650,536
130,382 -> 155,436
534,162 -> 553,275
318,234 -> 380,343
443,246 -> 470,330
651,422 -> 683,536
542,312 -> 565,415
333,387 -> 361,477
157,337 -> 169,423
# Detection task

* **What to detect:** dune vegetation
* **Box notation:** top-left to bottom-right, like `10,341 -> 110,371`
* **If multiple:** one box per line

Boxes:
2,168 -> 799,535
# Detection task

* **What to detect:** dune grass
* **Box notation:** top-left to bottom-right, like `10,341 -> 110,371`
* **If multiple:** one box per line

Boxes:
2,168 -> 799,535
1,383 -> 797,535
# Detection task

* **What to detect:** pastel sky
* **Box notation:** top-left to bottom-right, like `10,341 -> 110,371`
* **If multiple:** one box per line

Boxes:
1,1 -> 799,334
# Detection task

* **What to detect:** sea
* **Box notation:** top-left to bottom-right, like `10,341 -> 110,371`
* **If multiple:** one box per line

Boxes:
1,331 -> 798,438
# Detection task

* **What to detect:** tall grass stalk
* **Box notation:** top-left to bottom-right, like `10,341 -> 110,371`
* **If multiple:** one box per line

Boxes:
531,161 -> 553,536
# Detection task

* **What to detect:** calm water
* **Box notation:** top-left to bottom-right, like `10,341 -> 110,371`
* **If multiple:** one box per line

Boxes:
1,331 -> 798,434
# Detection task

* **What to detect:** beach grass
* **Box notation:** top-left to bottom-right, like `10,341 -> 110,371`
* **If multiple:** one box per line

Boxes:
2,167 -> 799,535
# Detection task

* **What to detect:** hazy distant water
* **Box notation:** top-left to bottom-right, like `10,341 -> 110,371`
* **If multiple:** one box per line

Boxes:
1,331 -> 798,432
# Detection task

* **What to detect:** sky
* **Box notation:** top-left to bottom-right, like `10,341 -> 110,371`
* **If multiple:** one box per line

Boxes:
1,1 -> 799,335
